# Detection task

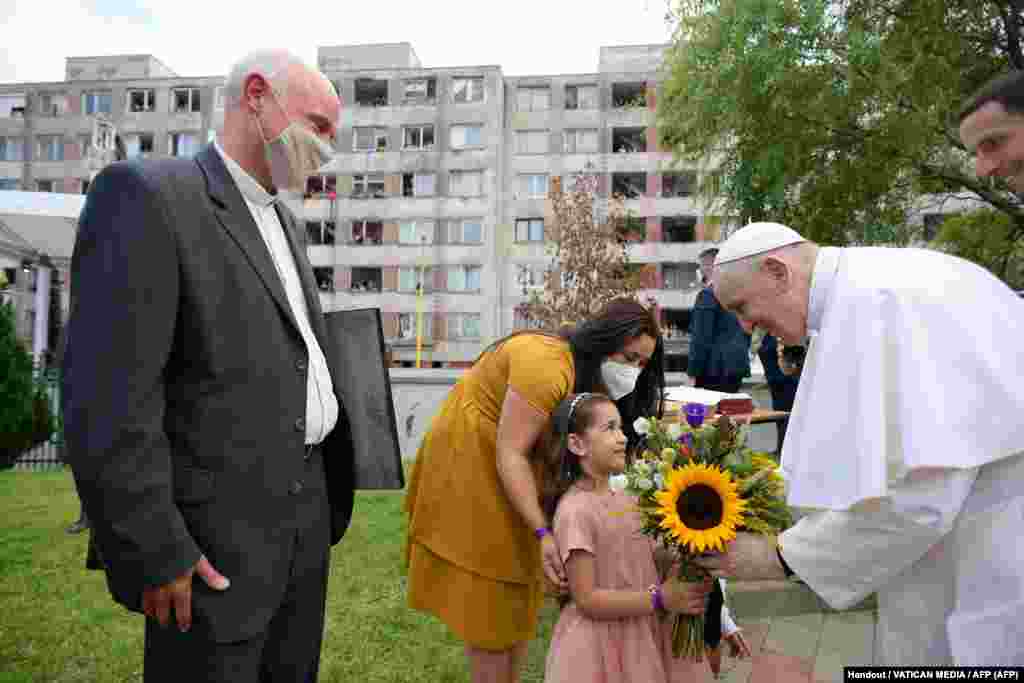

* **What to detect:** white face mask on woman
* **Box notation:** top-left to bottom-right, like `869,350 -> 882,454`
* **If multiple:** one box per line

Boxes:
253,89 -> 335,196
600,360 -> 642,400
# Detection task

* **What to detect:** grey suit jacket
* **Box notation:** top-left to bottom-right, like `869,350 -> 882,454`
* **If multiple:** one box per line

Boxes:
62,144 -> 356,643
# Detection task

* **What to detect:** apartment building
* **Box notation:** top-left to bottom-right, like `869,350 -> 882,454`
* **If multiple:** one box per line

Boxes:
0,43 -> 731,368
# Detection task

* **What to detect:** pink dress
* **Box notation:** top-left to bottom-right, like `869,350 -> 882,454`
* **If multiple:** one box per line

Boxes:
544,488 -> 713,683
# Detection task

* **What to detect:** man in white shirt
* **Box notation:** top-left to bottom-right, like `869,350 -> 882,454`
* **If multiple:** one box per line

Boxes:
63,50 -> 356,681
696,222 -> 1024,666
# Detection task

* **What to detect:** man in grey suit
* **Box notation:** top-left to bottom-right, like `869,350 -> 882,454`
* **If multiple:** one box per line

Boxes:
61,50 -> 355,682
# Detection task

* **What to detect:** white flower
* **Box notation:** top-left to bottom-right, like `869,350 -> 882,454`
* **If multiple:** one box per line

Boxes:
666,423 -> 683,440
637,477 -> 654,491
654,473 -> 665,489
635,461 -> 651,476
633,417 -> 651,436
609,474 -> 628,492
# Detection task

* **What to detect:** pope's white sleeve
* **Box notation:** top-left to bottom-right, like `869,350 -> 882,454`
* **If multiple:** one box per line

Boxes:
778,467 -> 977,610
718,578 -> 739,635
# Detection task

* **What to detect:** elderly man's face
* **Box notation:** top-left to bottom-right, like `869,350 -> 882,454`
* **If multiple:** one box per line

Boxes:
258,66 -> 340,146
960,101 -> 1024,194
714,259 -> 808,345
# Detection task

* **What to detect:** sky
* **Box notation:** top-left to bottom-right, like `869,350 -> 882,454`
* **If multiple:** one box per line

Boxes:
0,0 -> 677,84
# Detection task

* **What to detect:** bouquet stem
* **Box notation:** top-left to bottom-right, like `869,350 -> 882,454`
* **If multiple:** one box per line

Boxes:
669,561 -> 710,659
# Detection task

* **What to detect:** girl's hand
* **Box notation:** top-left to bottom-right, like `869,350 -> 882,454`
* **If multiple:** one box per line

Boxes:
660,577 -> 713,615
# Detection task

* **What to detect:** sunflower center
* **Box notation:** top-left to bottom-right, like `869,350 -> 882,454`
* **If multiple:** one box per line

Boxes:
676,484 -> 724,530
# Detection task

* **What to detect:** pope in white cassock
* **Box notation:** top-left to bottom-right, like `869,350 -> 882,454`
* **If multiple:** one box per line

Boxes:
696,221 -> 1024,666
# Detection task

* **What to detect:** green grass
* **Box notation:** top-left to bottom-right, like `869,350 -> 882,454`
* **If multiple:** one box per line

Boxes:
0,470 -> 558,682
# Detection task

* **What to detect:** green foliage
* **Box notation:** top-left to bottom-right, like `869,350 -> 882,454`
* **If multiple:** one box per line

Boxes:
931,210 -> 1024,289
658,0 -> 1024,245
0,303 -> 54,467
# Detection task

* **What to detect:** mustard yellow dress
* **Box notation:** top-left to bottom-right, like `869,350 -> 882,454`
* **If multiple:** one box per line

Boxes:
404,334 -> 575,650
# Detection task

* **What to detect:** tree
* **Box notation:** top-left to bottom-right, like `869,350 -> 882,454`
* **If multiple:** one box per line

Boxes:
0,301 -> 53,468
658,0 -> 1024,251
931,210 -> 1024,290
517,174 -> 652,329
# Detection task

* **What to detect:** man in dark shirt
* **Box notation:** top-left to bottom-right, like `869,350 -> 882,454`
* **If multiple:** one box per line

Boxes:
687,247 -> 751,393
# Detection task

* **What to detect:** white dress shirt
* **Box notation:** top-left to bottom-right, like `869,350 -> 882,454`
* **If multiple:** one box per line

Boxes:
214,140 -> 338,445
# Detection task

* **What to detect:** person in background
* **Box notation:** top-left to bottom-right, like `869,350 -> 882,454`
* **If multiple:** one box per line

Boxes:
687,247 -> 751,394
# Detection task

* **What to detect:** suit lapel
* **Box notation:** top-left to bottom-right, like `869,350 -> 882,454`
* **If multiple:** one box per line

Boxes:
196,145 -> 301,336
276,202 -> 330,348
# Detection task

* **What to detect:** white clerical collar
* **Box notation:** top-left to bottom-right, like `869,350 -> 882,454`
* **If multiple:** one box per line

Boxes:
806,246 -> 841,338
213,139 -> 277,209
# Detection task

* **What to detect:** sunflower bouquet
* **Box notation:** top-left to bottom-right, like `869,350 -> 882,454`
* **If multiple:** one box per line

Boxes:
615,405 -> 792,659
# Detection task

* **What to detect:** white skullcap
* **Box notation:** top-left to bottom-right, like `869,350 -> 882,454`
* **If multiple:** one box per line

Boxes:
715,222 -> 807,265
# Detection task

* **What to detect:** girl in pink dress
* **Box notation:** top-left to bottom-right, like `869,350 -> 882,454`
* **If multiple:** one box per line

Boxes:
540,393 -> 748,683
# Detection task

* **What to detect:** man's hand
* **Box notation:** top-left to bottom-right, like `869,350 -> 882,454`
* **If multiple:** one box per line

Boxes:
141,555 -> 230,632
540,535 -> 568,593
694,533 -> 788,582
724,630 -> 752,658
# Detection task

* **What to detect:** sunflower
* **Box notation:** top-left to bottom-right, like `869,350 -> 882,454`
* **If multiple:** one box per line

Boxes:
654,463 -> 746,553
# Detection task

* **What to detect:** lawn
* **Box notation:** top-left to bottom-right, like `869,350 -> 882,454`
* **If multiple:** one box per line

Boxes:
0,469 -> 558,682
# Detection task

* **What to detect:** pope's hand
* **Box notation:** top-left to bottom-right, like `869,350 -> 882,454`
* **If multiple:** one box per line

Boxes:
694,533 -> 789,582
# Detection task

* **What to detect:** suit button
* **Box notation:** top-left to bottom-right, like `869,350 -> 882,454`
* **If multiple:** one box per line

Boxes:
289,481 -> 303,495
294,417 -> 305,432
296,359 -> 307,372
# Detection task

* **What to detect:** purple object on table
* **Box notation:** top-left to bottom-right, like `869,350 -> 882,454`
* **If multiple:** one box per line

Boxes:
685,402 -> 708,428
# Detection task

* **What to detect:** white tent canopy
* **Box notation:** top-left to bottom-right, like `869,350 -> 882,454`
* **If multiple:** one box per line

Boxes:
0,190 -> 84,262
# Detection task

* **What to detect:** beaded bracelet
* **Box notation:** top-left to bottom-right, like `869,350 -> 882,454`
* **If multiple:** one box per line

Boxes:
649,583 -> 665,613
535,527 -> 552,540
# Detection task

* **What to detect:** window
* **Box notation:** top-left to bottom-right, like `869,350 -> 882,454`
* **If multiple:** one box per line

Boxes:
398,313 -> 431,340
452,77 -> 484,103
612,82 -> 646,108
305,220 -> 336,245
398,267 -> 425,292
565,85 -> 597,110
663,263 -> 700,290
663,216 -> 697,243
449,313 -> 481,339
564,129 -> 599,154
449,219 -> 483,244
172,88 -> 201,113
611,172 -> 645,199
351,174 -> 387,198
0,137 -> 24,161
36,93 -> 67,117
0,179 -> 20,190
447,266 -> 482,292
449,170 -> 484,197
305,174 -> 338,197
120,133 -> 153,159
312,267 -> 334,292
354,78 -> 388,106
36,136 -> 64,161
351,267 -> 382,292
399,220 -> 435,245
402,173 -> 435,197
662,171 -> 696,198
35,179 -> 56,192
351,220 -> 382,244
354,127 -> 389,152
514,308 -> 545,330
515,218 -> 544,242
402,124 -> 435,150
515,130 -> 548,155
403,78 -> 437,104
516,265 -> 545,290
214,86 -> 225,110
450,124 -> 483,149
82,91 -> 112,115
516,87 -> 550,111
612,127 -> 646,153
128,89 -> 156,113
169,132 -> 200,157
519,174 -> 548,199
0,94 -> 27,118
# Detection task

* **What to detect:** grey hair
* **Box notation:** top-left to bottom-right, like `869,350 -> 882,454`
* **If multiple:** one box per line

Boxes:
224,50 -> 311,109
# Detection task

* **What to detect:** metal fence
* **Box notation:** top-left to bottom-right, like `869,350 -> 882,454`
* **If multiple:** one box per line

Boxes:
13,366 -> 64,471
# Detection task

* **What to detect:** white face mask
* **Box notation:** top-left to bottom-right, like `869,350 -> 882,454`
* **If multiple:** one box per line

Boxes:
600,361 -> 642,400
254,90 -> 335,196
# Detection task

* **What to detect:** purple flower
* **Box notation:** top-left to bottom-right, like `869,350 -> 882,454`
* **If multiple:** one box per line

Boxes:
684,402 -> 707,428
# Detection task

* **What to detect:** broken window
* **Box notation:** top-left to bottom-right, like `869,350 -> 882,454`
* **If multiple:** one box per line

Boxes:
611,172 -> 646,199
449,313 -> 481,339
0,94 -> 27,118
305,220 -> 336,245
82,91 -> 112,115
402,124 -> 435,150
516,87 -> 550,112
353,127 -> 389,152
128,89 -> 156,113
564,129 -> 599,153
168,132 -> 200,157
452,77 -> 484,103
352,267 -> 383,292
399,220 -> 435,244
565,84 -> 597,110
35,179 -> 56,192
515,130 -> 548,155
354,78 -> 388,107
449,170 -> 484,197
36,136 -> 64,161
519,174 -> 549,199
0,137 -> 24,162
515,218 -> 544,242
662,216 -> 697,243
351,220 -> 383,244
37,93 -> 67,117
312,267 -> 334,292
402,173 -> 435,197
449,219 -> 483,244
450,124 -> 483,149
403,78 -> 437,104
612,82 -> 646,108
612,127 -> 646,153
351,174 -> 387,198
662,171 -> 696,198
172,88 -> 201,113
662,263 -> 700,290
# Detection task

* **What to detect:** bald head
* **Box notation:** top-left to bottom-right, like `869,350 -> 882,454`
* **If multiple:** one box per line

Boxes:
224,50 -> 336,111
